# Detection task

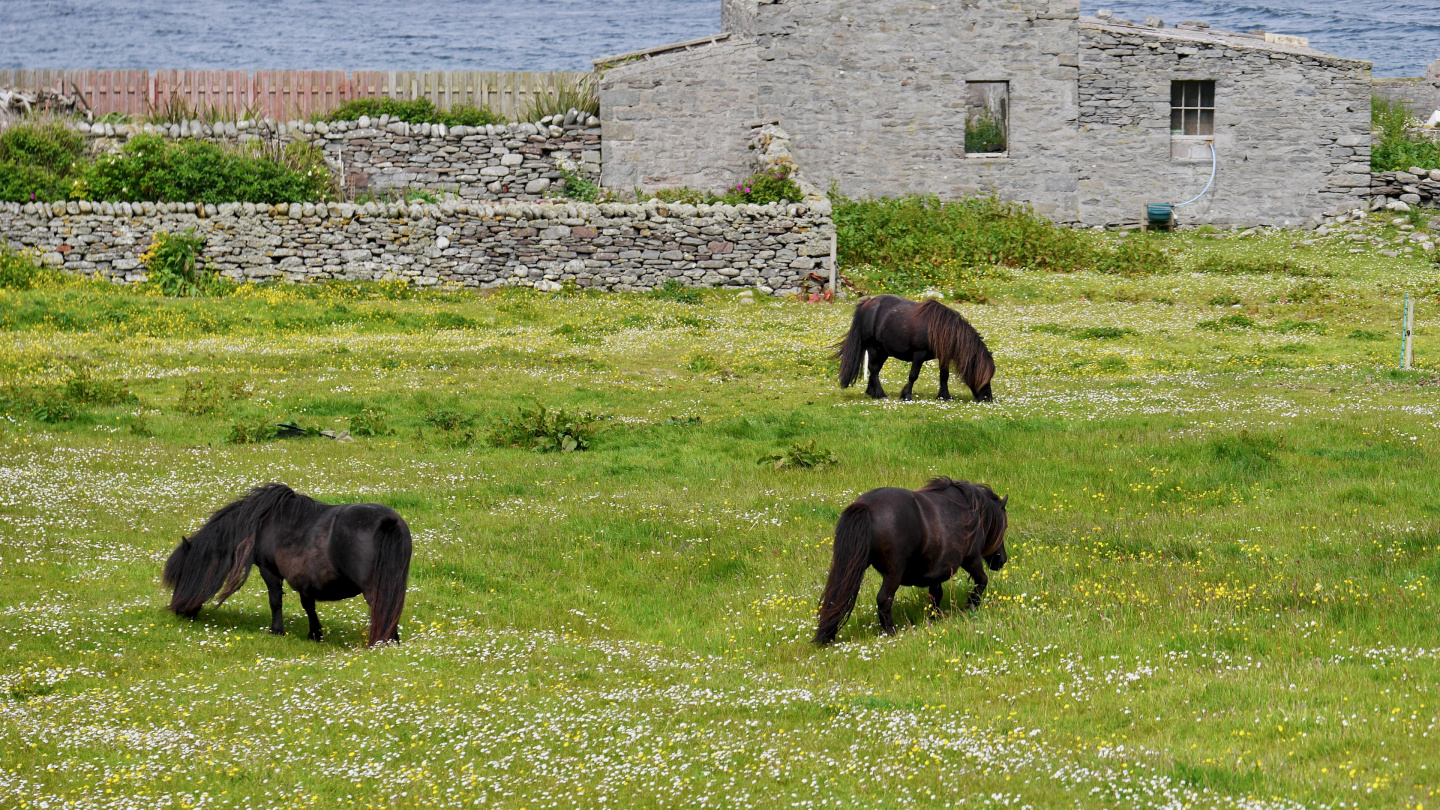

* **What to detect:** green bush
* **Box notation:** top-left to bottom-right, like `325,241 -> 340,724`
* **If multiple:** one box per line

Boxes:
0,121 -> 87,203
835,194 -> 1104,294
723,167 -> 805,206
0,248 -> 67,290
225,418 -> 278,444
84,135 -> 334,204
141,229 -> 217,297
556,165 -> 601,202
325,97 -> 504,127
1372,95 -> 1440,172
489,403 -> 598,453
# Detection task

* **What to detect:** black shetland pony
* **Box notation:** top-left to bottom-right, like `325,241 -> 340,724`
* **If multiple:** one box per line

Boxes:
814,478 -> 1009,645
163,483 -> 411,646
836,294 -> 995,402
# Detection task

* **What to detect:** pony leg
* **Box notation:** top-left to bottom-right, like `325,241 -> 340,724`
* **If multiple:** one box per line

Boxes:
876,572 -> 902,636
899,358 -> 925,401
865,349 -> 887,398
301,595 -> 323,642
928,584 -> 944,613
961,557 -> 989,610
259,566 -> 285,635
937,366 -> 952,401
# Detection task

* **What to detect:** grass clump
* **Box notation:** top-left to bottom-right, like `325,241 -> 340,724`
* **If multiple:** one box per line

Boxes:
325,97 -> 505,127
349,408 -> 394,437
1198,313 -> 1256,330
489,403 -> 598,453
1371,95 -> 1440,172
647,279 -> 702,305
757,440 -> 838,470
225,418 -> 278,445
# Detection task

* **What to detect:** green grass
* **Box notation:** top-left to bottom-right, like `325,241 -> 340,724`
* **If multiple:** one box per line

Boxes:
1,227 -> 1438,808
1372,95 -> 1440,172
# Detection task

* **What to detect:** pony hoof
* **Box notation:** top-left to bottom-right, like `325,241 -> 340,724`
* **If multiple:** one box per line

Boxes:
270,628 -> 286,636
938,394 -> 952,402
308,632 -> 323,642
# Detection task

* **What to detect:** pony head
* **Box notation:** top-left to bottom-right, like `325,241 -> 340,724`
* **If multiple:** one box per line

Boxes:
983,493 -> 1008,571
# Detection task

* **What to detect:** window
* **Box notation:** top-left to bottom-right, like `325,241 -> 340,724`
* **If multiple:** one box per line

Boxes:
965,81 -> 1008,155
1170,80 -> 1214,136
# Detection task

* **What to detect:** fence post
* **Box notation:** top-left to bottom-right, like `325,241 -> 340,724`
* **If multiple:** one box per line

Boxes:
1401,292 -> 1414,370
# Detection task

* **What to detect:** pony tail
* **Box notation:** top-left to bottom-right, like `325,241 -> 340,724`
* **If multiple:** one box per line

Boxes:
834,305 -> 868,388
815,503 -> 873,645
365,515 -> 412,645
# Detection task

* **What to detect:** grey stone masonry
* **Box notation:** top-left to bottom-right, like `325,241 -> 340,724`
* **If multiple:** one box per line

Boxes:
0,198 -> 834,296
74,116 -> 601,202
1371,169 -> 1440,208
598,36 -> 759,193
755,0 -> 1083,221
1076,18 -> 1372,227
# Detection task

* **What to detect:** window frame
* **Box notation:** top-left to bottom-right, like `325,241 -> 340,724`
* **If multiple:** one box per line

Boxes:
964,80 -> 1010,158
1170,80 -> 1215,137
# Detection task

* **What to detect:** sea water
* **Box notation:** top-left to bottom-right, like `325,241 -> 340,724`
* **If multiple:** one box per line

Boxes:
0,0 -> 1434,77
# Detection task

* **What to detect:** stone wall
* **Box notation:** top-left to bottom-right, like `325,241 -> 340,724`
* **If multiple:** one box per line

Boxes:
1371,169 -> 1440,208
1076,19 -> 1372,227
0,198 -> 834,295
755,0 -> 1082,221
598,37 -> 759,192
1373,60 -> 1440,116
75,115 -> 601,202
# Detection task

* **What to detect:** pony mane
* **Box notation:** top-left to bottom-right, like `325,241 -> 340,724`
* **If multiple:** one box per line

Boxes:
915,300 -> 995,392
162,483 -> 326,615
919,477 -> 1007,553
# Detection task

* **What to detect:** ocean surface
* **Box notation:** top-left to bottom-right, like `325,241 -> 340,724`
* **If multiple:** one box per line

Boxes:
0,0 -> 1434,77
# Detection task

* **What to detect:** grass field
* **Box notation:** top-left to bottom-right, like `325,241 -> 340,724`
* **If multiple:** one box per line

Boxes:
1,224 -> 1439,809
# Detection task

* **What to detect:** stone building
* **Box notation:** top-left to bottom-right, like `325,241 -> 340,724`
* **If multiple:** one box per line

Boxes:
597,0 -> 1373,227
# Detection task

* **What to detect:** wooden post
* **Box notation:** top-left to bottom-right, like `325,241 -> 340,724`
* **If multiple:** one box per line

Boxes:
828,227 -> 837,299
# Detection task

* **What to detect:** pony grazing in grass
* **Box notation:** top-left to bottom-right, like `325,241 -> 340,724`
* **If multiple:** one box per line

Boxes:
163,483 -> 411,646
814,478 -> 1008,645
835,294 -> 995,401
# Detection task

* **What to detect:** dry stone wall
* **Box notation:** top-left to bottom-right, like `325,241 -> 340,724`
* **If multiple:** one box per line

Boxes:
0,198 -> 834,295
1371,169 -> 1440,208
1076,19 -> 1371,227
75,115 -> 601,202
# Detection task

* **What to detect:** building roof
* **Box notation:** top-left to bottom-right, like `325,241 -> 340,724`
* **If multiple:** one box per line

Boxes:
1081,18 -> 1371,67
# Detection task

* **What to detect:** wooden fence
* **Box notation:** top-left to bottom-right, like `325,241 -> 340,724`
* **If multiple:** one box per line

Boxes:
0,69 -> 588,121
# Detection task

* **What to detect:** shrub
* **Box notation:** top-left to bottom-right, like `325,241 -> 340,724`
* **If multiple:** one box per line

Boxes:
1207,294 -> 1242,306
176,379 -> 224,415
140,229 -> 215,297
758,440 -> 838,471
723,167 -> 805,206
30,393 -> 80,424
325,97 -> 505,127
1071,326 -> 1136,340
835,194 -> 1096,294
0,120 -> 88,202
0,247 -> 67,290
556,163 -> 601,202
83,134 -> 334,204
1372,95 -> 1440,172
489,403 -> 598,453
61,368 -> 135,406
